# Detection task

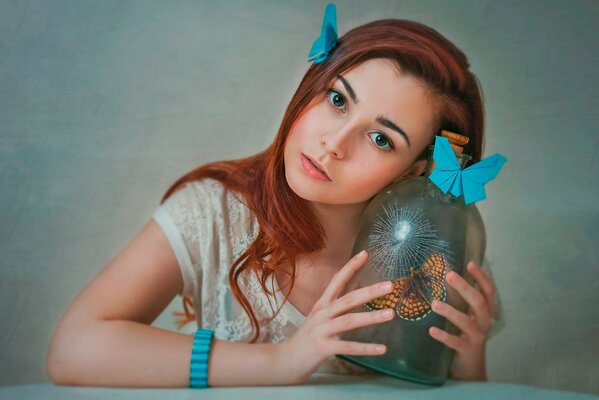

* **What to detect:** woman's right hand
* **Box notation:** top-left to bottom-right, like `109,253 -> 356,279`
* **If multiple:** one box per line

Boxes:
278,249 -> 395,384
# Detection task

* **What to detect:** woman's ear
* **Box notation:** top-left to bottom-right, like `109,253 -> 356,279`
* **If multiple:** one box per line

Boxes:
393,159 -> 428,183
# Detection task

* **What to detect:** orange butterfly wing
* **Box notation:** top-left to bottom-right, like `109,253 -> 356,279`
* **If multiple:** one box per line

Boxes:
365,253 -> 449,321
365,276 -> 410,311
418,253 -> 449,303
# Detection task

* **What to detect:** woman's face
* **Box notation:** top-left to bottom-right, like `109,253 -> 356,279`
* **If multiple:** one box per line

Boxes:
284,58 -> 437,205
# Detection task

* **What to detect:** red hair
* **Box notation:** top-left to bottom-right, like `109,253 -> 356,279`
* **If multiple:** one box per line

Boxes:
166,19 -> 486,342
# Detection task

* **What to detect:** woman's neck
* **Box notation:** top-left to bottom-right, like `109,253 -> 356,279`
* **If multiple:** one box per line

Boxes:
307,200 -> 369,260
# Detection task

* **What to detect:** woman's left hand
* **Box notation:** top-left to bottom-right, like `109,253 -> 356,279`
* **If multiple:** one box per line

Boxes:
428,260 -> 497,381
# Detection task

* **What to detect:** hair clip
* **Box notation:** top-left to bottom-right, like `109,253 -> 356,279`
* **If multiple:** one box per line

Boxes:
308,3 -> 338,64
428,135 -> 507,205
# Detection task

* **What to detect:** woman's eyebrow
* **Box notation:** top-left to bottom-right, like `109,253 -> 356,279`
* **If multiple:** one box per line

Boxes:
336,75 -> 411,147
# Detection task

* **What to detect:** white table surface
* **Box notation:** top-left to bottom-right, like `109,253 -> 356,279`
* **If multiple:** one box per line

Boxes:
1,373 -> 597,399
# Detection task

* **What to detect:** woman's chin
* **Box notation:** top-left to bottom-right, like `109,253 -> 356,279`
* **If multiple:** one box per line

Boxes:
286,174 -> 329,202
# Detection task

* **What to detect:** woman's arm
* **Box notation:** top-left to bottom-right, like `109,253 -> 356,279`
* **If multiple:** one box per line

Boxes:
46,219 -> 295,387
47,319 -> 292,387
448,345 -> 488,381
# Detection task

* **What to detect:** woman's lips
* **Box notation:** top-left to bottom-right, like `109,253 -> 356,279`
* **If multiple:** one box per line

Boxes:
301,153 -> 331,182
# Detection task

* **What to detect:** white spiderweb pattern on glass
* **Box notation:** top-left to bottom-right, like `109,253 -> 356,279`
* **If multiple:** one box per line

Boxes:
367,203 -> 452,280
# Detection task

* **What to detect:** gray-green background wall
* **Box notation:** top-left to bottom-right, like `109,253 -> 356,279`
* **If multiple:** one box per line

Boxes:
1,0 -> 597,395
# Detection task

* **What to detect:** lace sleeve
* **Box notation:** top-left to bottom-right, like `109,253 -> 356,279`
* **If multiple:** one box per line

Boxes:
151,183 -> 202,298
480,258 -> 505,339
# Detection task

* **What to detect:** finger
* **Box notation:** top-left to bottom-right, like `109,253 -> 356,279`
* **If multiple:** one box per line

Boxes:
319,250 -> 370,305
445,270 -> 490,322
330,340 -> 388,357
325,279 -> 395,320
323,307 -> 394,337
428,327 -> 469,352
431,300 -> 484,345
466,261 -> 497,317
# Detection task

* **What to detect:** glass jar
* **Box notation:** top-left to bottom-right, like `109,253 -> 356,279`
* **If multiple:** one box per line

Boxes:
336,145 -> 486,385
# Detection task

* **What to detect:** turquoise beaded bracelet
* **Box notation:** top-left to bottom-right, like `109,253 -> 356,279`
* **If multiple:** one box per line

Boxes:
189,328 -> 214,388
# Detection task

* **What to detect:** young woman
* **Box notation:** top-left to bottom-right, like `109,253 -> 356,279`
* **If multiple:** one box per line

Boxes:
46,8 -> 502,388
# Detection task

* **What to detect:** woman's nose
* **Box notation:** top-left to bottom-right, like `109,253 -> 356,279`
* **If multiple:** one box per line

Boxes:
321,136 -> 342,158
320,125 -> 354,158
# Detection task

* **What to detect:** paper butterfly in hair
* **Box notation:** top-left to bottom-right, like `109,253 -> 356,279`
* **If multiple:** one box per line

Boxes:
428,135 -> 507,205
308,3 -> 338,64
365,253 -> 449,321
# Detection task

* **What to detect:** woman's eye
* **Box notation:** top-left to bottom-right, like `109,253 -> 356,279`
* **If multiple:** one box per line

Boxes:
326,88 -> 394,152
327,89 -> 346,110
368,132 -> 394,151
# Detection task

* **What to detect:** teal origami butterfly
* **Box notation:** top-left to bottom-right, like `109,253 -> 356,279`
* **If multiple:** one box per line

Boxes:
428,135 -> 507,205
308,3 -> 338,64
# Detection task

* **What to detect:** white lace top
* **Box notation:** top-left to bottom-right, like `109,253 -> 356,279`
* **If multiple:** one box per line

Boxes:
151,178 -> 504,375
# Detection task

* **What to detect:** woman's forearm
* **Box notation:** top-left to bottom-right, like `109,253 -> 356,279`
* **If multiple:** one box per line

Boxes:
46,319 -> 295,387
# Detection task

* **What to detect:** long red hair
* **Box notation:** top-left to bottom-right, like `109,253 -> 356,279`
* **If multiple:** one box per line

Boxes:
166,19 -> 486,342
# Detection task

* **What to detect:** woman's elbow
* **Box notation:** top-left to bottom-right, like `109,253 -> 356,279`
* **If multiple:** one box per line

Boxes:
45,334 -> 80,386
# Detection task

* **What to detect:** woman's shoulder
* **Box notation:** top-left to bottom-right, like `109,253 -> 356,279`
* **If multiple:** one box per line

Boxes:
185,178 -> 250,213
186,178 -> 257,238
184,177 -> 226,198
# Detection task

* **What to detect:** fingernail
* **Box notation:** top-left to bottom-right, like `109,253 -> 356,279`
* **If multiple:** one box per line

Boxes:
357,250 -> 366,258
383,309 -> 393,317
